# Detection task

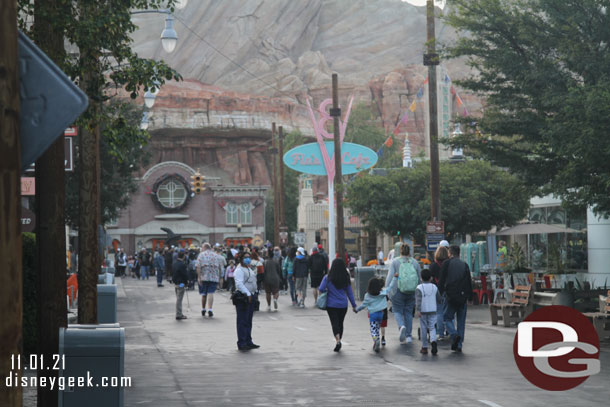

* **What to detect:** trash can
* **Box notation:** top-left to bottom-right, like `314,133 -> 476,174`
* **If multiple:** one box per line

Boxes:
354,267 -> 377,300
58,325 -> 125,407
97,284 -> 117,323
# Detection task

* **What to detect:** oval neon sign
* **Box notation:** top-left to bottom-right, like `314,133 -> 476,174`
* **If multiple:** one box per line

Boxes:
283,142 -> 378,176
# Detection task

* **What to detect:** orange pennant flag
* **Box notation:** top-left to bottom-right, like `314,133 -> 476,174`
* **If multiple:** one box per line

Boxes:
456,95 -> 463,107
384,135 -> 393,147
409,100 -> 417,112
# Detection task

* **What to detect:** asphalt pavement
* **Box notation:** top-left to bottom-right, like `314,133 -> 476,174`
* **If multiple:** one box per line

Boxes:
118,276 -> 610,407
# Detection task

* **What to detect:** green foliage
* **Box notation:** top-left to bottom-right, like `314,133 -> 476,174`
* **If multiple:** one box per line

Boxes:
506,242 -> 531,274
345,103 -> 402,168
17,0 -> 182,227
346,160 -> 531,242
66,101 -> 151,226
443,0 -> 610,216
22,233 -> 37,356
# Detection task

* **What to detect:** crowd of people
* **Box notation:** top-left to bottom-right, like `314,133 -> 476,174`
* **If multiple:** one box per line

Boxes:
114,239 -> 473,354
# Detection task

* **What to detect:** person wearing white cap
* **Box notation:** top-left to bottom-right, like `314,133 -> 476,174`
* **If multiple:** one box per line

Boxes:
439,240 -> 450,248
293,247 -> 309,307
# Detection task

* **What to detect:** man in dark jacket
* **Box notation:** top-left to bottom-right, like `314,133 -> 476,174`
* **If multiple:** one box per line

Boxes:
164,247 -> 173,283
293,247 -> 309,308
438,245 -> 472,352
172,249 -> 189,320
308,246 -> 328,304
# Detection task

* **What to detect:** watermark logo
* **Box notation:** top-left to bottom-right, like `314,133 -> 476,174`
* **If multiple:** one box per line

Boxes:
513,305 -> 600,391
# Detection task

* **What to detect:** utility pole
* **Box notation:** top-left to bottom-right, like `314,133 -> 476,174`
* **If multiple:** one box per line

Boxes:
425,0 -> 441,221
278,126 -> 287,243
33,1 -> 68,404
0,2 -> 23,406
271,122 -> 280,246
331,73 -> 345,259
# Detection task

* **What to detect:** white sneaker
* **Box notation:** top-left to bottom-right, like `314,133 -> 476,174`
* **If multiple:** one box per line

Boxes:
273,299 -> 278,311
267,306 -> 272,312
399,326 -> 407,343
406,336 -> 413,344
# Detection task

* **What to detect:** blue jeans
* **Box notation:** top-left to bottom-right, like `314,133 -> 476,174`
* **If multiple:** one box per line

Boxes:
444,300 -> 467,349
235,294 -> 257,348
288,276 -> 296,303
140,265 -> 150,280
391,291 -> 415,337
156,268 -> 164,285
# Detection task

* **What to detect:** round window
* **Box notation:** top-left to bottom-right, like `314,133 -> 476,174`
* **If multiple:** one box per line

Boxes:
151,174 -> 191,212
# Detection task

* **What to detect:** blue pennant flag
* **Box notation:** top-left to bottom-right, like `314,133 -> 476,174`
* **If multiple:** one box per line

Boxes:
416,88 -> 424,99
377,148 -> 383,158
444,74 -> 450,83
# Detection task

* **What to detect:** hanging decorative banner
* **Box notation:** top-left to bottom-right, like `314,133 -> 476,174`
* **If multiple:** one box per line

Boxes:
409,100 -> 417,112
384,135 -> 393,147
283,142 -> 378,175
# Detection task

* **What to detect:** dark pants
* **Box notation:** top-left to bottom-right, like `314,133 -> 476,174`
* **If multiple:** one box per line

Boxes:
156,268 -> 164,285
326,307 -> 348,339
235,294 -> 257,348
444,300 -> 467,349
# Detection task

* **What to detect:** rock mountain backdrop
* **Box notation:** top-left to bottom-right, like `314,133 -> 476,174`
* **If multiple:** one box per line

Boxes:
130,0 -> 481,183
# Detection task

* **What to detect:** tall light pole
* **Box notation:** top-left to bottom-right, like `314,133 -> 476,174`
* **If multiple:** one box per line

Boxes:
425,0 -> 441,221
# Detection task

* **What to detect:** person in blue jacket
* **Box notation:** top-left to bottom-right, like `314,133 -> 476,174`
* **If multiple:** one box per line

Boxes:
318,259 -> 357,352
355,277 -> 388,353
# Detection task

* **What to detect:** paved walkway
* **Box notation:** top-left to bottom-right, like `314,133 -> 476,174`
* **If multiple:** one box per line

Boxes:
119,277 -> 610,406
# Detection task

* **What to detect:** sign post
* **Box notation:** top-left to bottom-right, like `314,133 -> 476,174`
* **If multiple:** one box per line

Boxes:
283,97 -> 378,258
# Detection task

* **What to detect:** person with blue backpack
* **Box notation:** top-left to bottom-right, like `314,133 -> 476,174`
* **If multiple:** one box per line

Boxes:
385,243 -> 421,344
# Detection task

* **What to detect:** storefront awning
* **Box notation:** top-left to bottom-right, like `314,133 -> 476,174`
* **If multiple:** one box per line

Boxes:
496,223 -> 580,235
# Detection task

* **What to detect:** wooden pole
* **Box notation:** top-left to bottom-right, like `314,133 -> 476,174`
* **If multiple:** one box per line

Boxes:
278,126 -> 285,229
426,0 -> 441,221
332,74 -> 345,259
0,2 -> 23,405
34,0 -> 68,403
272,122 -> 280,246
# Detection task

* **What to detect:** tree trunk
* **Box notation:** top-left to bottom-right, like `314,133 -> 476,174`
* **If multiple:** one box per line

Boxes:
77,104 -> 101,324
34,1 -> 69,404
0,2 -> 23,406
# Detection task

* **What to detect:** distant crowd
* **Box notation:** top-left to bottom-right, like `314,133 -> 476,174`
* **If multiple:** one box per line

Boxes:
113,240 -> 473,354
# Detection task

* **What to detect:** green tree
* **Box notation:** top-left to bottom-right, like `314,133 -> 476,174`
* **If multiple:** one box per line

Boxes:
65,101 -> 151,226
346,160 -> 531,242
443,0 -> 610,215
18,0 -> 182,324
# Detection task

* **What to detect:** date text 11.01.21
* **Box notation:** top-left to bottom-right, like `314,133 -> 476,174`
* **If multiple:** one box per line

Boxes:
11,354 -> 65,371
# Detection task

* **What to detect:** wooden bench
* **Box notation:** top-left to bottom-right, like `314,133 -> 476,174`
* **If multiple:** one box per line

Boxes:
490,285 -> 532,327
584,291 -> 610,340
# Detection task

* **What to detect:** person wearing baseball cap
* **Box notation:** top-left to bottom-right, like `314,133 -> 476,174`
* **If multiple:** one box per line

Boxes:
293,247 -> 309,307
317,244 -> 329,270
439,240 -> 450,248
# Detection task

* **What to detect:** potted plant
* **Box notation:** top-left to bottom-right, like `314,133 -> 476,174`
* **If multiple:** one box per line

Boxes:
505,242 -> 531,288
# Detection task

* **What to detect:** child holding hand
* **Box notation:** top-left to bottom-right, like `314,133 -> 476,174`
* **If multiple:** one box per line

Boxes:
355,277 -> 388,353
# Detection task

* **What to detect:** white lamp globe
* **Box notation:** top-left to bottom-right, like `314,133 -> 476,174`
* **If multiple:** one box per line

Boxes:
160,16 -> 178,53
